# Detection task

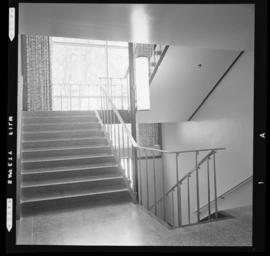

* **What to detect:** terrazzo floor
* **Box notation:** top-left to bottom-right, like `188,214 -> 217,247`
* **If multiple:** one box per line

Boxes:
17,203 -> 252,246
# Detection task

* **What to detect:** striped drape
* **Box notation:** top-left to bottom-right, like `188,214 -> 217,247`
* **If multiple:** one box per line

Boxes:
21,35 -> 52,111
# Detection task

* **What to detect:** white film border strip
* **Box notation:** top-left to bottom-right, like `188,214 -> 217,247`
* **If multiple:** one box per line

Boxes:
9,8 -> 15,42
6,198 -> 13,232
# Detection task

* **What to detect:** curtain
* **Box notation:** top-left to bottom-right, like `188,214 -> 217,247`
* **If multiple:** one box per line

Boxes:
21,35 -> 52,111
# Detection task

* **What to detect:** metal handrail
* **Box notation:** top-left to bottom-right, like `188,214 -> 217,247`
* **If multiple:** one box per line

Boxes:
98,76 -> 226,229
99,87 -> 225,155
149,45 -> 169,84
193,175 -> 253,214
149,150 -> 217,210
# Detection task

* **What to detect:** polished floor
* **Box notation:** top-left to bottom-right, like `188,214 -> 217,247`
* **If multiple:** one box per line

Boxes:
17,203 -> 252,246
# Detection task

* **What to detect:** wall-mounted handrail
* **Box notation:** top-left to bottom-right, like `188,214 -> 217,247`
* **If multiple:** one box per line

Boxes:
193,175 -> 253,214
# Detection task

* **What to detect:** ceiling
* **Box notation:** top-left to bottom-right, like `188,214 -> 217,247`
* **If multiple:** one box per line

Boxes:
19,3 -> 254,50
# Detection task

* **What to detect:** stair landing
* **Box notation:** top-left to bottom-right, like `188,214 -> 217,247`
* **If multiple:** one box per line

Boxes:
17,204 -> 252,246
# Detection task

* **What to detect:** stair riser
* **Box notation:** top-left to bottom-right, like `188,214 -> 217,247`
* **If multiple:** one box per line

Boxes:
22,156 -> 116,170
22,138 -> 108,149
22,130 -> 104,141
22,166 -> 119,183
23,123 -> 101,132
22,147 -> 111,159
23,116 -> 98,124
23,111 -> 96,117
22,179 -> 126,199
21,190 -> 131,217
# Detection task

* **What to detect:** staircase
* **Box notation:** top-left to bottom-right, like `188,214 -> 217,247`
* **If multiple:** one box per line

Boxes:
20,111 -> 132,216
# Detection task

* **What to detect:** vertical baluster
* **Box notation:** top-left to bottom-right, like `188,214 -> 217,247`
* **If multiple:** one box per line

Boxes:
195,151 -> 200,222
213,151 -> 218,219
105,90 -> 108,133
164,194 -> 167,223
162,153 -> 166,222
152,151 -> 157,215
69,83 -> 72,110
129,138 -> 132,184
207,156 -> 211,221
88,83 -> 90,111
121,78 -> 124,110
138,149 -> 142,205
172,190 -> 175,227
60,85 -> 63,111
175,153 -> 182,226
126,133 -> 130,182
145,150 -> 149,210
110,79 -> 112,137
187,174 -> 191,225
114,113 -> 117,153
121,124 -> 125,174
117,120 -> 121,161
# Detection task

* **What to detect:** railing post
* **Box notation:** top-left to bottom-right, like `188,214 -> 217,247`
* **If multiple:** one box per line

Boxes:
207,156 -> 211,221
128,42 -> 138,199
195,151 -> 200,222
187,174 -> 191,225
213,151 -> 218,219
152,151 -> 157,215
175,153 -> 182,227
145,150 -> 149,210
138,149 -> 142,205
117,121 -> 121,161
172,190 -> 175,227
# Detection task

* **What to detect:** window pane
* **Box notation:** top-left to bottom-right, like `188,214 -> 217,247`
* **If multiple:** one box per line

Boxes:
108,48 -> 128,77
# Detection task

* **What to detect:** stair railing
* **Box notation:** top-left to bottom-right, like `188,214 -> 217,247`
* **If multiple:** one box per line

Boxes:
193,175 -> 253,217
149,44 -> 169,84
96,79 -> 225,228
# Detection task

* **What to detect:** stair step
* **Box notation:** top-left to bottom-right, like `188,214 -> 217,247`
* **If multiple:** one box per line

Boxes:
22,162 -> 118,173
20,111 -> 131,217
22,154 -> 116,170
23,122 -> 101,132
22,186 -> 129,203
22,137 -> 108,149
22,172 -> 121,187
22,175 -> 123,188
22,177 -> 127,203
23,115 -> 98,124
21,188 -> 131,216
22,145 -> 111,159
22,129 -> 104,140
23,111 -> 96,117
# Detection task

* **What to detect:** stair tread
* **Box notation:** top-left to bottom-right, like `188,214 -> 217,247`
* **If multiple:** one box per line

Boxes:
23,114 -> 97,119
22,163 -> 119,174
23,121 -> 99,126
22,153 -> 114,163
21,187 -> 129,203
22,136 -> 106,143
22,129 -> 102,134
22,174 -> 123,188
22,145 -> 110,153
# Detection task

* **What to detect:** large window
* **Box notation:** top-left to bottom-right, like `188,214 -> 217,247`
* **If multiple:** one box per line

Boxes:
50,37 -> 129,110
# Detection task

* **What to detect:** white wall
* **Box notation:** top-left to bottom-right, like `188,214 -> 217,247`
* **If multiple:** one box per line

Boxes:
161,51 -> 254,217
136,46 -> 240,123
